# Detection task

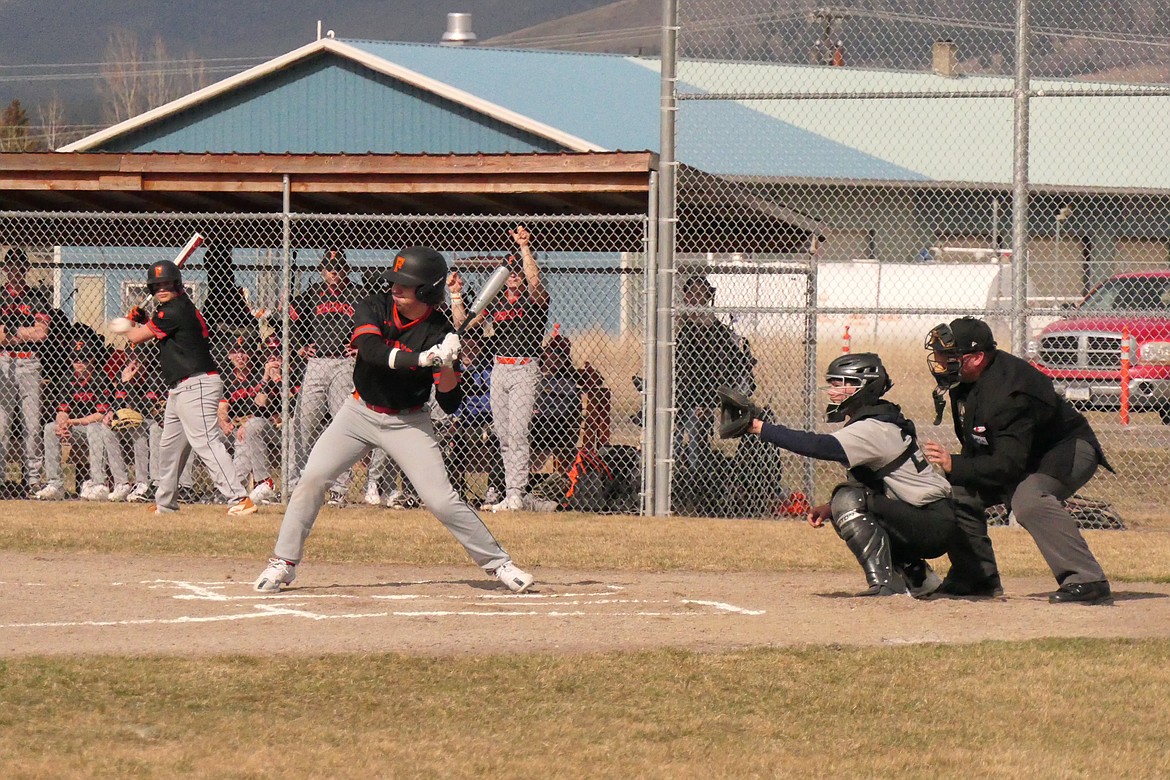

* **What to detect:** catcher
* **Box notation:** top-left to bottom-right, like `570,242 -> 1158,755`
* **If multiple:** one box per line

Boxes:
718,352 -> 959,598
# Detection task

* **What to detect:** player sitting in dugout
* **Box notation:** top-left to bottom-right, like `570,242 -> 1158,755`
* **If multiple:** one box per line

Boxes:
718,353 -> 962,598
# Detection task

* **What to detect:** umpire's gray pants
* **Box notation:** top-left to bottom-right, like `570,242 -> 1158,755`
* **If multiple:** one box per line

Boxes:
0,355 -> 43,482
43,421 -> 106,490
292,356 -> 355,490
274,397 -> 510,570
234,416 -> 277,485
155,373 -> 247,511
1010,439 -> 1107,586
490,360 -> 541,500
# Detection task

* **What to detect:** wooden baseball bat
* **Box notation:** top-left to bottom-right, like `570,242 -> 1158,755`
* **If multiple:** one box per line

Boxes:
455,263 -> 511,336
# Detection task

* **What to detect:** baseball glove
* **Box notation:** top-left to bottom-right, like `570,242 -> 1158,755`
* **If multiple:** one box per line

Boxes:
716,387 -> 760,439
109,408 -> 145,431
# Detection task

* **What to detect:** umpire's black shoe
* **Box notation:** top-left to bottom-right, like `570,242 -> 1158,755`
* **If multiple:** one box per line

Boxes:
1049,580 -> 1113,605
929,577 -> 1004,599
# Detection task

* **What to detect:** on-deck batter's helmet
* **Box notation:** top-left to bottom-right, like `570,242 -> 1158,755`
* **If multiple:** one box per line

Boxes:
147,260 -> 183,293
823,352 -> 892,423
382,246 -> 447,305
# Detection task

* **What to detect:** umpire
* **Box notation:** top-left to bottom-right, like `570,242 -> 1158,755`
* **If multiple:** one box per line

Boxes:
923,317 -> 1112,604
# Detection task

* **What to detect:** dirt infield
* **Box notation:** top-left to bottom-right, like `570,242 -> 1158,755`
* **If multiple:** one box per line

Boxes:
3,551 -> 1169,656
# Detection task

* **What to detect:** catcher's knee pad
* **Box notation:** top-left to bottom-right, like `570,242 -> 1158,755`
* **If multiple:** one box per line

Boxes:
829,484 -> 876,540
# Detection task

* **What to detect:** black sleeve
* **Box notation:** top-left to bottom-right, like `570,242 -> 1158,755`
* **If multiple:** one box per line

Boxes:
436,385 -> 464,415
350,298 -> 422,369
758,421 -> 848,463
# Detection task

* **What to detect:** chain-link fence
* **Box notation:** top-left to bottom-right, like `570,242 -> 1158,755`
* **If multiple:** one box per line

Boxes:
0,213 -> 648,514
666,0 -> 1170,527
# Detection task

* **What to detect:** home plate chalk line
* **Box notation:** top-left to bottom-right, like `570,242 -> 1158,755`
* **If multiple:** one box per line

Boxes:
0,579 -> 766,629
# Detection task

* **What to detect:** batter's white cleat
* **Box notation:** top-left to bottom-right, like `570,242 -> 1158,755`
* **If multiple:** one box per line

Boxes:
227,497 -> 258,516
35,483 -> 65,500
108,482 -> 133,502
493,561 -> 534,593
363,483 -> 381,506
250,480 -> 278,505
254,557 -> 296,592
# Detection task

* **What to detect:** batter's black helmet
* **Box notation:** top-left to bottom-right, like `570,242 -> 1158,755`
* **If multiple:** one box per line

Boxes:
382,246 -> 447,305
823,352 -> 892,423
146,260 -> 183,292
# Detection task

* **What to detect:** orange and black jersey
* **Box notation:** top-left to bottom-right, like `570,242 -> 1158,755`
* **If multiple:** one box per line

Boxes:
147,294 -> 218,388
1,283 -> 52,353
221,369 -> 266,419
350,292 -> 462,413
57,376 -> 113,418
290,281 -> 364,356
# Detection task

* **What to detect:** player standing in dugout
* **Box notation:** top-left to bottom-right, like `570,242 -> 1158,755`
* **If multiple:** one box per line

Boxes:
119,259 -> 257,516
254,246 -> 534,594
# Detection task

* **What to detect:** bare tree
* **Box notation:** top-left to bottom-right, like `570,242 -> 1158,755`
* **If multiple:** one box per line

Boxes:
100,27 -> 145,122
36,93 -> 68,150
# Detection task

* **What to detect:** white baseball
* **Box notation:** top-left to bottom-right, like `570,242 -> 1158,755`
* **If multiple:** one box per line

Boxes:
109,317 -> 133,334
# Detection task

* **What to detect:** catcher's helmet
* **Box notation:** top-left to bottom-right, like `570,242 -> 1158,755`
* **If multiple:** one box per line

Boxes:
147,260 -> 183,292
823,352 -> 891,423
382,246 -> 447,305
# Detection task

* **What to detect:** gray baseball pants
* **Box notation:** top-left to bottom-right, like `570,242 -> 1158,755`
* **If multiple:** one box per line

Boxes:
490,360 -> 541,500
234,416 -> 277,485
155,373 -> 247,511
1010,438 -> 1108,585
292,356 -> 355,491
273,397 -> 510,570
0,355 -> 43,483
42,422 -> 111,490
149,420 -> 195,489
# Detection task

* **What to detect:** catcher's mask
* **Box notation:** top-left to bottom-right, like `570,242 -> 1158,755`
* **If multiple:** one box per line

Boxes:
822,352 -> 891,423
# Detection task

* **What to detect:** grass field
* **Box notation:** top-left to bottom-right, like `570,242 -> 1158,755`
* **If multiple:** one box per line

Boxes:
2,502 -> 1170,778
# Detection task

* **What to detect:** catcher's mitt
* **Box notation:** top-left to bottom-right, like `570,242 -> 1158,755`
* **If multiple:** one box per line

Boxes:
716,387 -> 760,439
109,408 -> 145,431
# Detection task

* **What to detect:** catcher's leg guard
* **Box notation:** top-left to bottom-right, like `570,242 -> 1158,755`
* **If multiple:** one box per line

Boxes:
830,485 -> 907,596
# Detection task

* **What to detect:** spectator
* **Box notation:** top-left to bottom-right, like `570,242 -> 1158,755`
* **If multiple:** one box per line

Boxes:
444,335 -> 506,507
529,327 -> 584,475
672,274 -> 756,490
450,225 -> 549,512
289,248 -> 364,505
115,343 -> 166,503
215,337 -> 280,506
0,247 -> 51,495
35,341 -> 124,500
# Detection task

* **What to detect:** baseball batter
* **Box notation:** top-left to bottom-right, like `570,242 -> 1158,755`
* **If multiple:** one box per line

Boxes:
254,246 -> 534,594
120,259 -> 257,516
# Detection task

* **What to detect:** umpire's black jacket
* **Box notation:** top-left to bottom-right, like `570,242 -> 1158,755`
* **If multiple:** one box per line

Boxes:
946,349 -> 1110,499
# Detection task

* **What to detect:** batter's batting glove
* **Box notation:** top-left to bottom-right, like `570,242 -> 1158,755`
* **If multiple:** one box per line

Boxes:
716,386 -> 761,439
417,344 -> 444,367
127,306 -> 149,324
109,408 -> 145,431
436,332 -> 461,365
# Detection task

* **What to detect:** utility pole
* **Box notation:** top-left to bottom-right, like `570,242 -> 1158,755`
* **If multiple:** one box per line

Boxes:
808,7 -> 850,66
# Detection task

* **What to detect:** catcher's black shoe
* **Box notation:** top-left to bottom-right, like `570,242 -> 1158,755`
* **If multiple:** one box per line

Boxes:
1049,580 -> 1112,605
855,583 -> 906,597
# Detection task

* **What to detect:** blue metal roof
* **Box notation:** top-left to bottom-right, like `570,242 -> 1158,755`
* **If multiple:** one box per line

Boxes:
98,51 -> 564,154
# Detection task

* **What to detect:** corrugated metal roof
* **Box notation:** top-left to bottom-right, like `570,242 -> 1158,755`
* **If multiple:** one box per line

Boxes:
66,38 -> 1170,189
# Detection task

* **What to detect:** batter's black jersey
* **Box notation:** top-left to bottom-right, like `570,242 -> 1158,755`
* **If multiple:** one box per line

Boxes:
57,375 -> 112,418
1,283 -> 52,353
291,281 -> 364,357
147,294 -> 218,388
490,291 -> 549,359
350,292 -> 462,412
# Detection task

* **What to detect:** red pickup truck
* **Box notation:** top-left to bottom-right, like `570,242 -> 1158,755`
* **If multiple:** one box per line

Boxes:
1026,271 -> 1170,424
